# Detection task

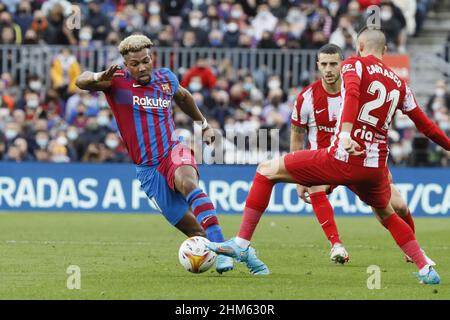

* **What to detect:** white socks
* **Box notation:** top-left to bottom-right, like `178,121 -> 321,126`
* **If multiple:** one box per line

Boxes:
234,237 -> 251,249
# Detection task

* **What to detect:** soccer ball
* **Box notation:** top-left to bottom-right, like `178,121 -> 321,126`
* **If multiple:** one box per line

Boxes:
178,236 -> 217,273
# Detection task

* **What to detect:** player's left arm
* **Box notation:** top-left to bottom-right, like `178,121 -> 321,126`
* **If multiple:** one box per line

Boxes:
339,58 -> 364,155
402,87 -> 450,150
173,85 -> 214,145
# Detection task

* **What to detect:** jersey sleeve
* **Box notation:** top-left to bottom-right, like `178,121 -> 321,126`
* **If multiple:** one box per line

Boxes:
404,99 -> 450,151
400,84 -> 419,113
291,88 -> 311,128
340,56 -> 363,124
160,68 -> 180,95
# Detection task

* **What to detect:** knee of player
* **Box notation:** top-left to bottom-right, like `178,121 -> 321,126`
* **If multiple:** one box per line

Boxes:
180,178 -> 199,196
256,161 -> 272,177
393,202 -> 408,217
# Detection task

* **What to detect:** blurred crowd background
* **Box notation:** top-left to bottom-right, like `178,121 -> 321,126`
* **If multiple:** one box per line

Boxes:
0,0 -> 448,166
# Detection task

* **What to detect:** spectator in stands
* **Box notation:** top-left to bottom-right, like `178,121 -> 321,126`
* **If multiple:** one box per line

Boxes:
208,28 -> 224,47
42,2 -> 76,45
14,0 -> 33,38
85,1 -> 110,42
4,144 -> 23,162
181,56 -> 217,91
329,15 -> 357,50
101,132 -> 129,163
251,4 -> 278,41
50,48 -> 81,98
427,80 -> 450,116
13,136 -> 33,161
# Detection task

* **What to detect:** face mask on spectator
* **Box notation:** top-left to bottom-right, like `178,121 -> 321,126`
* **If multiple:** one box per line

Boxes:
328,2 -> 339,14
189,81 -> 202,92
268,79 -> 280,90
243,83 -> 253,92
29,81 -> 42,91
439,121 -> 449,131
148,5 -> 160,15
227,22 -> 238,33
36,138 -> 48,148
27,99 -> 39,108
105,139 -> 119,149
57,136 -> 68,146
190,18 -> 200,28
0,108 -> 10,117
97,116 -> 109,126
210,38 -> 221,46
380,9 -> 392,21
231,10 -> 242,19
435,88 -> 445,97
80,31 -> 92,41
259,11 -> 270,20
5,129 -> 17,140
67,130 -> 78,141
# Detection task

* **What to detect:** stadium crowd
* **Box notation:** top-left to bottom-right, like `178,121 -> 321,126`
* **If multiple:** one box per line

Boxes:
0,0 -> 448,166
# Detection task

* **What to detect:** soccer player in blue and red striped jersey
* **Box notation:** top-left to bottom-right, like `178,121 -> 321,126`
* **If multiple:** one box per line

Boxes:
75,34 -> 233,273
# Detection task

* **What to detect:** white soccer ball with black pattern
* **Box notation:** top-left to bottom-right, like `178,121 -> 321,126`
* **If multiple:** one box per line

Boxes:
178,236 -> 217,273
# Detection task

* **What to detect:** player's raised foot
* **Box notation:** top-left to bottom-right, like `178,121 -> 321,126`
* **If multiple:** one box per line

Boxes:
405,249 -> 436,266
215,254 -> 234,274
206,238 -> 246,260
330,243 -> 349,264
206,238 -> 270,275
414,265 -> 440,285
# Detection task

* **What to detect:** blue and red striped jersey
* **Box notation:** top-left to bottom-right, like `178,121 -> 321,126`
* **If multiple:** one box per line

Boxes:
104,68 -> 180,166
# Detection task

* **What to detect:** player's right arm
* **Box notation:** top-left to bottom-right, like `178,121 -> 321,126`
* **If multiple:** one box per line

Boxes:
290,91 -> 311,203
75,64 -> 121,91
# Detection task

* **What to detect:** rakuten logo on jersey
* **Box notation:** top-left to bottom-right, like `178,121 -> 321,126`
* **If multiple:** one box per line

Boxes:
133,96 -> 170,109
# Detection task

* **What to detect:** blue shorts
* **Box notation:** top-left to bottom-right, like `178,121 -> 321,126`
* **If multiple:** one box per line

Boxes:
136,165 -> 188,225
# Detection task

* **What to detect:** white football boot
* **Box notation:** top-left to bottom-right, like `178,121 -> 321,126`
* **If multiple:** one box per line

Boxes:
330,243 -> 350,264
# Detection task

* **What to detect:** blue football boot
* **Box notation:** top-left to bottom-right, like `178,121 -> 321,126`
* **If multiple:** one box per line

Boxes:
215,254 -> 234,274
414,266 -> 441,285
206,238 -> 270,275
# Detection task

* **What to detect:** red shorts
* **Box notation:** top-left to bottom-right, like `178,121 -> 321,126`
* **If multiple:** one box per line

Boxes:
328,170 -> 393,195
157,143 -> 199,191
284,149 -> 391,208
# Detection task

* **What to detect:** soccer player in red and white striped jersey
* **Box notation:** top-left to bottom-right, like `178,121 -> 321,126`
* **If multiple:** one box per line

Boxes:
208,28 -> 450,284
290,44 -> 434,266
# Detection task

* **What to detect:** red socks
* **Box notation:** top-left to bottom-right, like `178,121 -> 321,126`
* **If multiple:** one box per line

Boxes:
238,173 -> 274,241
309,191 -> 342,246
382,213 -> 427,270
400,209 -> 415,234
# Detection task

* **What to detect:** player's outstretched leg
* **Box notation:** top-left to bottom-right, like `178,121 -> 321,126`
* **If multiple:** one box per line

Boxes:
207,157 -> 296,275
374,207 -> 440,285
389,184 -> 435,266
174,165 -> 233,274
308,186 -> 349,264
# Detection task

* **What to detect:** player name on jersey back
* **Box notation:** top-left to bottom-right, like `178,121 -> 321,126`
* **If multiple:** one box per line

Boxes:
366,63 -> 401,88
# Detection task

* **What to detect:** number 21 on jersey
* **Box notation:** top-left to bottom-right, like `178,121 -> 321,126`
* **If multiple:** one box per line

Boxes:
358,80 -> 400,130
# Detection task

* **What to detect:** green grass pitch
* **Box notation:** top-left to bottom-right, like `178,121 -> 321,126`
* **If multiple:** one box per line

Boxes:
0,212 -> 449,299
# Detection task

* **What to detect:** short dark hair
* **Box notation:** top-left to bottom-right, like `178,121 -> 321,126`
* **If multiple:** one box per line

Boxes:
357,25 -> 386,38
317,44 -> 344,60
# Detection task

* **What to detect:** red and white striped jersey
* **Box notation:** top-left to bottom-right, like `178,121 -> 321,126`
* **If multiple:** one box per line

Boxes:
291,80 -> 342,150
329,54 -> 419,168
